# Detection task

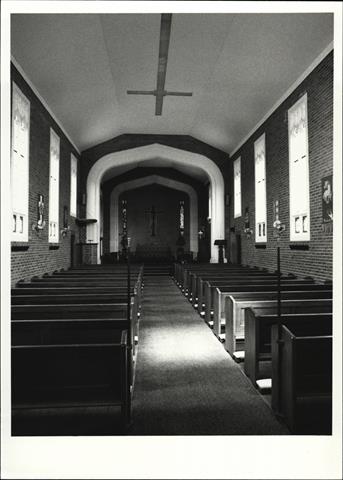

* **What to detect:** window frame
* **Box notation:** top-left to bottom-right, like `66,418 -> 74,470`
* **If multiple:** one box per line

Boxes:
233,157 -> 242,219
288,93 -> 310,242
70,153 -> 78,217
11,82 -> 30,243
254,133 -> 267,243
48,128 -> 60,243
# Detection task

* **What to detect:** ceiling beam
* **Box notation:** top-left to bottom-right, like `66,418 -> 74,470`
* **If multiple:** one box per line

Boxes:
127,13 -> 192,116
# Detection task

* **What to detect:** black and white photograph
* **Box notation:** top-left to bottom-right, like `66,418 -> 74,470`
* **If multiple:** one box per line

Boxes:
1,1 -> 342,478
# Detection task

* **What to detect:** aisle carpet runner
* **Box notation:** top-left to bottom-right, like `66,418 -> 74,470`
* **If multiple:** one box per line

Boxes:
129,276 -> 289,435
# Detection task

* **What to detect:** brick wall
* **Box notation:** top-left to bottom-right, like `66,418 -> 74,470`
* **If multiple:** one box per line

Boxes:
11,64 -> 81,285
227,52 -> 333,283
11,50 -> 333,283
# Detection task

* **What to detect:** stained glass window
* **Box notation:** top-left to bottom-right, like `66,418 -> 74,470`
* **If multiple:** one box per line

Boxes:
11,83 -> 30,241
288,94 -> 310,241
70,154 -> 77,217
49,129 -> 60,242
234,157 -> 241,218
254,133 -> 267,242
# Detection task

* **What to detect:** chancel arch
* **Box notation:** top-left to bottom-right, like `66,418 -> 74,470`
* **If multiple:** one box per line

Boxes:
109,175 -> 198,256
86,143 -> 225,263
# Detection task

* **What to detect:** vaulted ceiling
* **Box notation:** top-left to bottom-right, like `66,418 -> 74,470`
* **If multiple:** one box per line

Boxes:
11,12 -> 333,154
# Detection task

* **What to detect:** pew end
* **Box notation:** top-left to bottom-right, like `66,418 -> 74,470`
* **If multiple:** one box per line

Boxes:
271,324 -> 332,434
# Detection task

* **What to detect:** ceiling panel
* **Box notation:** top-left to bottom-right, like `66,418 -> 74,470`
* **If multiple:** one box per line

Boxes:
11,13 -> 333,153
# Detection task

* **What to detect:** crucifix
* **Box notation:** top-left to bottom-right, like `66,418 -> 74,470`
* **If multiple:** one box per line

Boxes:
145,205 -> 164,237
127,14 -> 193,115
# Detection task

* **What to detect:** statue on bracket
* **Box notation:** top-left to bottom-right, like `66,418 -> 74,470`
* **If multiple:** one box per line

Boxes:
32,194 -> 46,233
322,175 -> 333,233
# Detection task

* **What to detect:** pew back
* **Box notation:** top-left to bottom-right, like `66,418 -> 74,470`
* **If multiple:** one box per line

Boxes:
12,331 -> 131,431
224,290 -> 332,354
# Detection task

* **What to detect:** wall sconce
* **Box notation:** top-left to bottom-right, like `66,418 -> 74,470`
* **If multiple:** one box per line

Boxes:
32,194 -> 46,234
273,200 -> 286,239
60,225 -> 71,238
198,229 -> 205,240
244,227 -> 254,238
273,220 -> 286,234
32,221 -> 46,233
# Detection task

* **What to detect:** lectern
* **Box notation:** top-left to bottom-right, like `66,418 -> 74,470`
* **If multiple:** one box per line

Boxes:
214,239 -> 226,264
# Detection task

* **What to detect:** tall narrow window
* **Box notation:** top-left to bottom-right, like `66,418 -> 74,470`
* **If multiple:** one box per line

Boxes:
70,153 -> 77,217
49,129 -> 60,243
11,83 -> 30,242
208,184 -> 212,222
234,157 -> 241,218
288,94 -> 310,241
254,133 -> 267,242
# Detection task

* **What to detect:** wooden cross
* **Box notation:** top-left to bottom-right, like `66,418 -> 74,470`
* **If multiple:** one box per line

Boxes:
145,205 -> 164,237
127,14 -> 193,115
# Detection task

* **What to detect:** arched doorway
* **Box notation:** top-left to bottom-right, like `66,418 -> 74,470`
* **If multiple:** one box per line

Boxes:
86,144 -> 225,263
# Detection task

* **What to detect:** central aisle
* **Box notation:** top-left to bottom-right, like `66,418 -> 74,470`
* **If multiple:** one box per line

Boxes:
130,276 -> 289,435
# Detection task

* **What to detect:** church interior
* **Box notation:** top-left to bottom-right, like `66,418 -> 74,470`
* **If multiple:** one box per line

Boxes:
4,7 -> 340,472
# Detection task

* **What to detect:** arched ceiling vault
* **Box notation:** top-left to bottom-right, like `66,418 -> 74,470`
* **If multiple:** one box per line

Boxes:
101,157 -> 209,184
102,167 -> 206,194
11,13 -> 333,154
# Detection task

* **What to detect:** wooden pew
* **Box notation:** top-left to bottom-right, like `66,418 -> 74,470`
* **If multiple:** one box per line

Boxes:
193,272 -> 282,310
224,289 -> 332,356
11,301 -> 138,351
16,280 -> 143,307
14,268 -> 143,335
11,265 -> 144,434
186,267 -> 254,302
45,266 -> 142,275
179,264 -> 253,295
198,273 -> 299,313
173,262 -> 183,285
12,329 -> 131,435
24,279 -> 140,288
31,275 -> 140,282
49,273 -> 140,279
12,318 -> 129,345
12,286 -> 136,295
271,323 -> 332,434
205,278 -> 316,323
211,281 -> 326,334
244,303 -> 332,385
12,303 -> 128,319
12,293 -> 131,304
62,266 -> 143,272
12,293 -> 140,348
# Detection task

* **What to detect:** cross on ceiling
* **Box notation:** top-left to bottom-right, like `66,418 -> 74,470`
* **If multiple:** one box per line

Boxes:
127,13 -> 193,116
